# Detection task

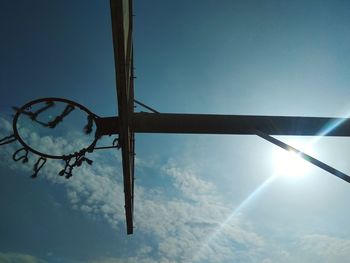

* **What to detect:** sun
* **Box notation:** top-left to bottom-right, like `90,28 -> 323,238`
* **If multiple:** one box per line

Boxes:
272,141 -> 314,178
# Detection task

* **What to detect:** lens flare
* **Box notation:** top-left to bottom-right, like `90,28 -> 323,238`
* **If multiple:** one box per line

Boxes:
272,143 -> 314,178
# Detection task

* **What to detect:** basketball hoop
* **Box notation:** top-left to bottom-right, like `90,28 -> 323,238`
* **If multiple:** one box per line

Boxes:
1,97 -> 119,179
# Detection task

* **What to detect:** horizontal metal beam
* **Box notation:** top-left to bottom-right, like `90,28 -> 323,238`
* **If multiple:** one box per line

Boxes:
96,113 -> 350,137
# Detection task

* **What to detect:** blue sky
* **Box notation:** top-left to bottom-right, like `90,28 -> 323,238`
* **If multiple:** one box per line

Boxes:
2,0 -> 350,262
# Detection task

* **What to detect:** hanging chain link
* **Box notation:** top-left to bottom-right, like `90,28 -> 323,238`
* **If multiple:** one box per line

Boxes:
0,134 -> 16,146
12,147 -> 29,163
59,151 -> 93,179
13,101 -> 55,127
46,104 -> 75,128
84,114 -> 94,134
31,157 -> 47,178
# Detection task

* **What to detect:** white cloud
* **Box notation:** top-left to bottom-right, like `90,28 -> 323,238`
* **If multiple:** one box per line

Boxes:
297,234 -> 350,262
162,158 -> 218,202
0,116 -> 267,262
0,117 -> 12,133
88,257 -> 156,263
132,160 -> 265,262
0,252 -> 46,263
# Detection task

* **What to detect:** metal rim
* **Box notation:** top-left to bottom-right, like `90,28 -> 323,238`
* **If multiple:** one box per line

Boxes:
12,97 -> 99,160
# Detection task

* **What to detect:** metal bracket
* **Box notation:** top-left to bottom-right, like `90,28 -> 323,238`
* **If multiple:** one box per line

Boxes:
255,129 -> 350,183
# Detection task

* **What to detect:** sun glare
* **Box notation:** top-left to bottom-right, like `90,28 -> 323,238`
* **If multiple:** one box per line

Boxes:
272,142 -> 314,178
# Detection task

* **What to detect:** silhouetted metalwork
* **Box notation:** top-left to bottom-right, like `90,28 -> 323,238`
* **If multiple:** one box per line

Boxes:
84,115 -> 95,135
46,104 -> 75,129
95,113 -> 350,137
2,0 -> 350,236
4,101 -> 350,233
255,130 -> 350,183
32,157 -> 47,179
12,98 -> 100,159
110,0 -> 135,235
0,134 -> 16,145
13,101 -> 54,119
12,147 -> 29,163
0,98 -> 118,180
59,152 -> 93,179
134,99 -> 160,114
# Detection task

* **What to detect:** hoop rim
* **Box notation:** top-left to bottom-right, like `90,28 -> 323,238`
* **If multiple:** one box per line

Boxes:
12,97 -> 100,160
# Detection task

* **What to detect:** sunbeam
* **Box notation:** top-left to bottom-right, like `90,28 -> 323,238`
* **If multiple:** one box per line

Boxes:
192,175 -> 277,262
193,110 -> 350,262
311,111 -> 350,145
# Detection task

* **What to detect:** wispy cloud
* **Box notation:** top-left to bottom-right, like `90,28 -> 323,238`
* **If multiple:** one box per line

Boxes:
133,160 -> 265,262
0,116 -> 267,262
8,116 -> 348,262
0,252 -> 46,263
297,233 -> 350,262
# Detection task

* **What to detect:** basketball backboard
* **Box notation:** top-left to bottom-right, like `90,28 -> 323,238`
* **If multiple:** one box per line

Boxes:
110,0 -> 135,235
